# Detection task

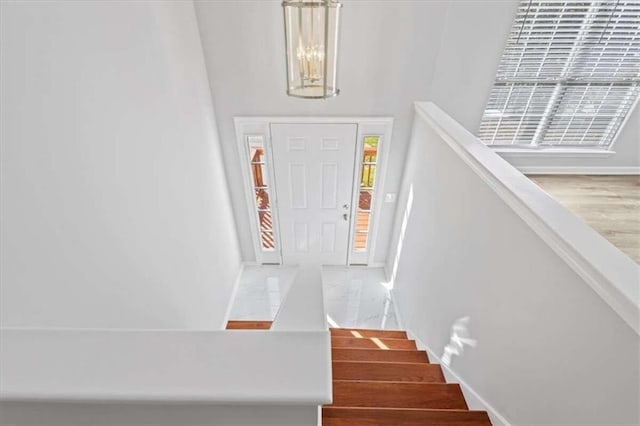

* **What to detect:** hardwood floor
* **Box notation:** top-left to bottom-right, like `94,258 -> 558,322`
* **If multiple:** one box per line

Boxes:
225,320 -> 272,330
529,175 -> 640,263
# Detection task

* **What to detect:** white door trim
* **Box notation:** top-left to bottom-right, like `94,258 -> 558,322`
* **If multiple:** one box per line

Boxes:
234,117 -> 394,265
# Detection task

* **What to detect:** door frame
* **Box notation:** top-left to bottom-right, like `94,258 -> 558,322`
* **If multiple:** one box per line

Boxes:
234,116 -> 394,265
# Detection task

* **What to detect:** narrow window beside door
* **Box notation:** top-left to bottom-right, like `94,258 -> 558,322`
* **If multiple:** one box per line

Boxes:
354,136 -> 379,251
247,136 -> 277,251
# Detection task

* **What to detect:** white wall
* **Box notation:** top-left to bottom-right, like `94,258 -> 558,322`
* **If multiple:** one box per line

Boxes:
193,0 -> 517,263
389,104 -> 639,425
0,1 -> 241,329
428,1 -> 519,134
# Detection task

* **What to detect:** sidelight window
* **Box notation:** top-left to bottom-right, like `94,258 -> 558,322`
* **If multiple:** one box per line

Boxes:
247,136 -> 277,251
354,136 -> 379,251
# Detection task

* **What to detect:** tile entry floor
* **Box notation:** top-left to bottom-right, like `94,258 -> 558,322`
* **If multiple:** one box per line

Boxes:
228,265 -> 400,330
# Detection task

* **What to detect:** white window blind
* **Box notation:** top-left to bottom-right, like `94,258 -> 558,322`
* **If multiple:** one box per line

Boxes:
478,0 -> 640,148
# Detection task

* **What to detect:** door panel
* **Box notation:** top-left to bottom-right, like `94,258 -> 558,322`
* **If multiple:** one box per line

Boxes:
271,123 -> 357,265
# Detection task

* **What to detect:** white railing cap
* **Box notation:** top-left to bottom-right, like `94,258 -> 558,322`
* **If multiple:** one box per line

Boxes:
0,328 -> 331,403
272,265 -> 328,331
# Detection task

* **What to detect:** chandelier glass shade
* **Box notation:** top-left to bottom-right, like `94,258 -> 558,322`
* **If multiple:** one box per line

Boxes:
282,0 -> 342,99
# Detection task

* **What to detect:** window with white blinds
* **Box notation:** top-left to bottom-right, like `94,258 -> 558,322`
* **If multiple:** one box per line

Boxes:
478,0 -> 640,148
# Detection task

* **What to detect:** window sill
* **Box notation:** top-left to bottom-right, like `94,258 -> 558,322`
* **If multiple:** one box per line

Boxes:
493,147 -> 615,159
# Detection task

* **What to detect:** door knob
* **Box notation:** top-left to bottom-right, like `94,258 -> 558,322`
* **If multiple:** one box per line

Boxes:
343,213 -> 348,221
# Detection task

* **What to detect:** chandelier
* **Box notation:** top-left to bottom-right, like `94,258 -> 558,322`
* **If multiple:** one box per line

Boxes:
282,0 -> 342,99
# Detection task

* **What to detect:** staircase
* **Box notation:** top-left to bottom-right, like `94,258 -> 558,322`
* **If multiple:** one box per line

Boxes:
226,322 -> 491,425
325,327 -> 491,425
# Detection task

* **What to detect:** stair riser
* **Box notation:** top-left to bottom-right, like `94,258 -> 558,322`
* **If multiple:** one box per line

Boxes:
330,329 -> 408,339
332,337 -> 417,350
332,361 -> 445,383
332,349 -> 429,363
322,407 -> 491,426
331,382 -> 468,410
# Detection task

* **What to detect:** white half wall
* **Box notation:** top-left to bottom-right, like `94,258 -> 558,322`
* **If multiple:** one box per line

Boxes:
0,329 -> 330,404
0,1 -> 241,329
193,0 -> 517,263
0,403 -> 318,426
0,268 -> 331,426
388,103 -> 639,425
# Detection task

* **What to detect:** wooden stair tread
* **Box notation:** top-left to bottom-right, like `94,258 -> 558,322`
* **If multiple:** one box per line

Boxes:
322,407 -> 492,426
331,381 -> 468,410
330,328 -> 408,339
332,361 -> 445,383
332,348 -> 430,363
225,320 -> 272,330
332,336 -> 417,350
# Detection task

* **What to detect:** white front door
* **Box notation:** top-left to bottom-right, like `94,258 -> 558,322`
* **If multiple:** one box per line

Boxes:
270,123 -> 357,265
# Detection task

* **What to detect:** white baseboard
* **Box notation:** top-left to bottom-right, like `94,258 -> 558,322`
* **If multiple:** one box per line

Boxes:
382,263 -> 391,283
220,263 -> 245,329
388,289 -> 404,330
404,330 -> 512,426
518,166 -> 640,175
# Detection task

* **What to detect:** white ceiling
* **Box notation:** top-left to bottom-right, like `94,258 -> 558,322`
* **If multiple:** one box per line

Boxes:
193,0 -> 518,262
